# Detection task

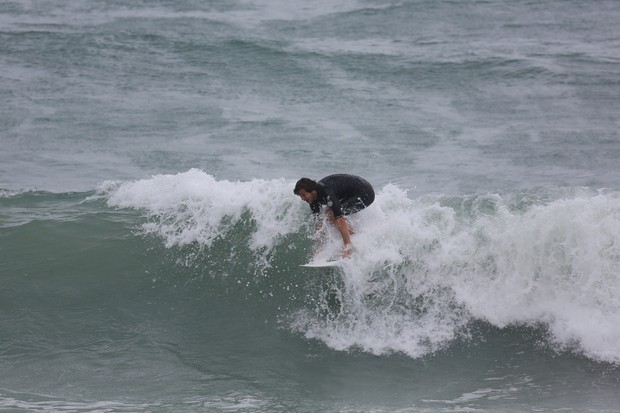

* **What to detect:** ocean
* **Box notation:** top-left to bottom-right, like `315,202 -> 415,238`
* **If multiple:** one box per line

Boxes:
2,0 -> 620,411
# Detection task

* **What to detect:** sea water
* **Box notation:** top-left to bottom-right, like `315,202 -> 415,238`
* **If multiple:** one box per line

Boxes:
2,1 -> 620,412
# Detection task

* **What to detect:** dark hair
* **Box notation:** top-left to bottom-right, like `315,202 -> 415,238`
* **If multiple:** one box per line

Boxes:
294,178 -> 317,194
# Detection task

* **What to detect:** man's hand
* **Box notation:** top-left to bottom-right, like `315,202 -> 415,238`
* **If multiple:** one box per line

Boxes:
341,243 -> 353,258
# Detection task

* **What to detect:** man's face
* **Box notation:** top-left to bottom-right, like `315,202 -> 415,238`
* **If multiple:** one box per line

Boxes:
297,188 -> 316,204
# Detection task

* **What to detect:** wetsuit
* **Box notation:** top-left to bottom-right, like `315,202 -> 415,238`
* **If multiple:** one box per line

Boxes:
309,174 -> 375,218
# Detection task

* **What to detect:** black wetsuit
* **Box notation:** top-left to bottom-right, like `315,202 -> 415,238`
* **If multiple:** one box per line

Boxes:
309,174 -> 375,218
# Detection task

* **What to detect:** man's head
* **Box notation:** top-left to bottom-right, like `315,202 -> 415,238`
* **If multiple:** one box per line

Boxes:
294,178 -> 318,203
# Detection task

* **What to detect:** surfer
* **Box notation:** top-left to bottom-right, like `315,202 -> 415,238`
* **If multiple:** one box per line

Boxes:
294,174 -> 375,258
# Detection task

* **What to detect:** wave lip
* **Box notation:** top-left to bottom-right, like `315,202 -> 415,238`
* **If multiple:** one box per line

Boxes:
101,169 -> 302,250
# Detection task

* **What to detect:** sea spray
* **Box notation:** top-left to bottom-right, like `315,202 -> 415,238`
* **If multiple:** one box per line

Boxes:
102,171 -> 620,362
100,169 -> 303,251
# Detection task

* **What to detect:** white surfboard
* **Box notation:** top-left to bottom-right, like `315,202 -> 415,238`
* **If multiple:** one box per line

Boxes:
300,260 -> 344,268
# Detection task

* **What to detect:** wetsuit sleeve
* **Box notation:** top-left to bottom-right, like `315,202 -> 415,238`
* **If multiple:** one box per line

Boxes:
327,194 -> 343,218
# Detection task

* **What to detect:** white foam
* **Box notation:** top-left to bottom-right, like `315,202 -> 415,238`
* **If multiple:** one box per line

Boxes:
102,169 -> 303,250
296,187 -> 620,362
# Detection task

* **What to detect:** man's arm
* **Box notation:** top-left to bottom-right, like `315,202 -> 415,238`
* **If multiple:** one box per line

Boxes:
335,216 -> 353,257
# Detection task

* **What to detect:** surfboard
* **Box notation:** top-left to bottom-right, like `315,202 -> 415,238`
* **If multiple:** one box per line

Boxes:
300,260 -> 343,268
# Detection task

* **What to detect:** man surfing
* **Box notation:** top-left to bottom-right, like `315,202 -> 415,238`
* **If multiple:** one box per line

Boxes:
294,174 -> 375,258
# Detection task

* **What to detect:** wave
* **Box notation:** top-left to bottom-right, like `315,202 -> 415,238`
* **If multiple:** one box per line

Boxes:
4,170 -> 620,363
89,169 -> 620,363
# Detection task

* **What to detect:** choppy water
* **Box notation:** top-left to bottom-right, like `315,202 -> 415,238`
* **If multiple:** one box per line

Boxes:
2,0 -> 620,412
